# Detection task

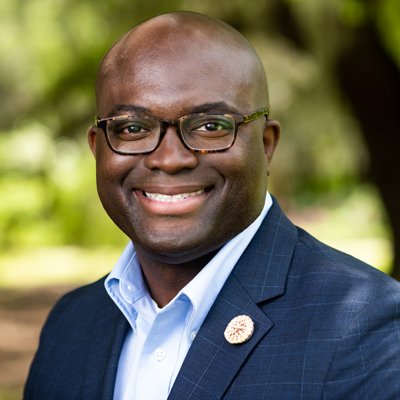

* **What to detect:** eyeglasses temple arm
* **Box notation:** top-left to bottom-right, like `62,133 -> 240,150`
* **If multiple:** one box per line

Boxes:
242,107 -> 270,123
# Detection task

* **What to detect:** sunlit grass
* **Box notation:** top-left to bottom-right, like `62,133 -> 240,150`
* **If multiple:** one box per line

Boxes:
0,235 -> 392,289
0,245 -> 125,288
288,186 -> 393,275
0,387 -> 20,400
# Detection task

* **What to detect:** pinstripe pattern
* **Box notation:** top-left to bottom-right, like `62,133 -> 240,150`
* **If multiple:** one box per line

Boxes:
24,201 -> 400,399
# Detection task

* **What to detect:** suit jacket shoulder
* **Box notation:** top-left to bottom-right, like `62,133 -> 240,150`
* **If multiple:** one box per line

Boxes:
24,277 -> 128,400
169,201 -> 400,400
289,227 -> 400,398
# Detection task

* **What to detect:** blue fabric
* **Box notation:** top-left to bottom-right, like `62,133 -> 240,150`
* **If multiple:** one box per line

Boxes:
106,194 -> 272,399
24,200 -> 400,399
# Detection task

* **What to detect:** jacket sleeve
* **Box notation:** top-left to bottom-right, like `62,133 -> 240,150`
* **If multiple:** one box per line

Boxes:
322,279 -> 400,399
23,288 -> 90,400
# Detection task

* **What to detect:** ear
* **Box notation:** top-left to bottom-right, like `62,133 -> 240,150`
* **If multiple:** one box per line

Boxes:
263,119 -> 280,163
87,125 -> 98,157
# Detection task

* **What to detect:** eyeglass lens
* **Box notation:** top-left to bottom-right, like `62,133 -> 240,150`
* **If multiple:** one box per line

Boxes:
106,114 -> 236,153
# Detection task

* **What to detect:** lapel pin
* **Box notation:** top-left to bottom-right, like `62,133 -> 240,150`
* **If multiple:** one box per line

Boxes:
224,315 -> 254,344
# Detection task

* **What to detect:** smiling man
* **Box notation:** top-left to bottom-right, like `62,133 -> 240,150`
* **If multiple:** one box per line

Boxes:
25,11 -> 400,400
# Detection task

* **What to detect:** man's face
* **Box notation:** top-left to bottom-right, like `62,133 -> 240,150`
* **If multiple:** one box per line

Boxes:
89,34 -> 279,264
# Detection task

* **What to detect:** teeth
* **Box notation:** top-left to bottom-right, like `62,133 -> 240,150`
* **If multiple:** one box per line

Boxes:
144,189 -> 204,202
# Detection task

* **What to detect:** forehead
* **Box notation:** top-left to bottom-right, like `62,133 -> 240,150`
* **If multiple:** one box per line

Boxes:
97,25 -> 263,117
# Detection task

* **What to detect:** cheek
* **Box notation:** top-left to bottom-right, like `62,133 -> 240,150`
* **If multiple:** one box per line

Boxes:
202,136 -> 268,241
223,134 -> 268,189
94,145 -> 136,209
94,152 -> 140,239
95,136 -> 136,182
206,132 -> 268,227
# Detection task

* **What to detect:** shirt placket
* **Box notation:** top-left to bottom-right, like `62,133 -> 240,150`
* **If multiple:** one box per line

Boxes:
134,298 -> 191,399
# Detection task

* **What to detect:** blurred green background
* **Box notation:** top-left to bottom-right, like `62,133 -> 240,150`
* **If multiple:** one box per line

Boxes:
0,0 -> 399,398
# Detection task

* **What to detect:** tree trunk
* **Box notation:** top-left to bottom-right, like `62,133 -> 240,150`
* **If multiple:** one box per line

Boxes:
336,24 -> 400,279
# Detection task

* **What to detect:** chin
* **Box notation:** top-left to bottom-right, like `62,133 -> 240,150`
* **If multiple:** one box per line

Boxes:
132,228 -> 221,264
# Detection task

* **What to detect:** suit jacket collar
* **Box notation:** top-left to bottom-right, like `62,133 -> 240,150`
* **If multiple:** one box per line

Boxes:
233,199 -> 298,303
80,285 -> 129,400
168,200 -> 298,399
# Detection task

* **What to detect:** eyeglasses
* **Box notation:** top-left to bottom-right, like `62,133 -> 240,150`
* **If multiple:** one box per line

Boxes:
95,107 -> 269,155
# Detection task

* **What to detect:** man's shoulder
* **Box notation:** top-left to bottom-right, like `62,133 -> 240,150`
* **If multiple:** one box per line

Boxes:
25,275 -> 127,399
43,275 -> 114,331
55,275 -> 109,306
260,200 -> 399,294
293,226 -> 400,299
242,200 -> 400,305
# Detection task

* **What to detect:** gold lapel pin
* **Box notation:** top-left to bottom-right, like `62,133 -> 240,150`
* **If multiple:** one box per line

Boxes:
224,315 -> 254,344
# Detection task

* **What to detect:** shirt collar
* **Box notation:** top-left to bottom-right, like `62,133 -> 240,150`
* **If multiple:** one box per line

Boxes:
179,192 -> 272,332
105,193 -> 273,327
106,242 -> 146,305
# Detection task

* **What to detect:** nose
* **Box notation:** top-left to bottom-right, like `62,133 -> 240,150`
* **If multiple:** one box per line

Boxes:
143,126 -> 199,173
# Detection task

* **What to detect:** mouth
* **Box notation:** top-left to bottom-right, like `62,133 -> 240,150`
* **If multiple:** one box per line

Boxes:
142,189 -> 205,202
134,186 -> 212,215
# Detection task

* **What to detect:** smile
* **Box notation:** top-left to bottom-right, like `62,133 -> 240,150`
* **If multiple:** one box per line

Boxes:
143,189 -> 205,202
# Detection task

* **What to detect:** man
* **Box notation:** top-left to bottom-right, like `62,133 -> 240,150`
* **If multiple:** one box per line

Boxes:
25,11 -> 400,399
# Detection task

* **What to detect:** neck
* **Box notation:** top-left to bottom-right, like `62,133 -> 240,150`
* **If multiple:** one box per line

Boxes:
135,249 -> 218,308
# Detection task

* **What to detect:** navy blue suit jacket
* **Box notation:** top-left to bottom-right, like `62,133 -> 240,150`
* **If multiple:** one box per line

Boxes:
24,201 -> 400,399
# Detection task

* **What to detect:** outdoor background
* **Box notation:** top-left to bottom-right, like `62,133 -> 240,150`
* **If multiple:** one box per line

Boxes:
1,0 -> 399,398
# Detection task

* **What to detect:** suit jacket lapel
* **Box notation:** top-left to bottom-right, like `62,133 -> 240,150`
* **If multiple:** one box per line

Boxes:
81,288 -> 129,400
169,201 -> 298,399
168,276 -> 274,400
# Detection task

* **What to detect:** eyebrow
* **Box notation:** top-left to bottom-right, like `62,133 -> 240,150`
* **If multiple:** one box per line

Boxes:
188,102 -> 240,115
107,104 -> 150,117
106,102 -> 240,118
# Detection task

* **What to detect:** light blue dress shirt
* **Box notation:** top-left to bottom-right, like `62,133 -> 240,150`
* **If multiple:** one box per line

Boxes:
105,193 -> 273,400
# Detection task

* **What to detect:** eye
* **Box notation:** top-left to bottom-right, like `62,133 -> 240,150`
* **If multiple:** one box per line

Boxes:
108,117 -> 156,141
195,120 -> 233,132
114,121 -> 148,134
187,116 -> 234,139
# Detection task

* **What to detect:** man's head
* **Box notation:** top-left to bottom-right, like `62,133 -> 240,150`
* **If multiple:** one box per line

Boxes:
88,11 -> 280,264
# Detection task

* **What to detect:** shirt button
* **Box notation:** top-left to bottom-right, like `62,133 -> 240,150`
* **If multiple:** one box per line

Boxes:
155,348 -> 166,361
190,331 -> 197,341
